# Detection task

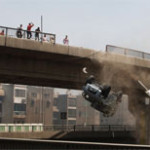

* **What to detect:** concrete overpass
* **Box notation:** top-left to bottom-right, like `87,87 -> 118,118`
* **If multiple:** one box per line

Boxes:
0,35 -> 94,89
0,35 -> 150,90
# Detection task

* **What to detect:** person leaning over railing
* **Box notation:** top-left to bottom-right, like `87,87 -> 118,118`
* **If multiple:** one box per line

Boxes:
35,27 -> 40,41
16,24 -> 23,38
42,34 -> 48,42
0,30 -> 4,36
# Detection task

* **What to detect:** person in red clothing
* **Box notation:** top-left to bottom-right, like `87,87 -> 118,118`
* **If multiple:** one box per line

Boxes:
0,30 -> 4,36
27,22 -> 34,39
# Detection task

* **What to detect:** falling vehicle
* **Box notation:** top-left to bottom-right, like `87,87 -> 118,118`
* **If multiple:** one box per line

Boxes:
82,75 -> 123,117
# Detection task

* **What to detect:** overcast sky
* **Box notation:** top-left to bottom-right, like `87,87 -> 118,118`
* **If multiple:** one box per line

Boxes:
1,0 -> 150,53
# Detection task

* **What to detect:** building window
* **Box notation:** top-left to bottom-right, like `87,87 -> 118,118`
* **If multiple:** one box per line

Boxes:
53,99 -> 57,106
14,103 -> 26,111
78,111 -> 81,117
53,120 -> 60,125
68,98 -> 76,107
68,109 -> 76,117
68,120 -> 76,125
44,93 -> 50,99
0,103 -> 2,113
46,101 -> 50,108
30,99 -> 34,107
15,89 -> 26,97
35,107 -> 38,114
53,112 -> 59,119
31,92 -> 37,98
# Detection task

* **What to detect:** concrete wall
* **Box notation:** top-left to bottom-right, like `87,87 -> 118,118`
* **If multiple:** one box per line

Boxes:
2,84 -> 14,123
1,36 -> 150,68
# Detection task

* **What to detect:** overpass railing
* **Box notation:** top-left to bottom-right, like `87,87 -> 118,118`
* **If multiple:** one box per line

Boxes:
44,125 -> 136,132
0,138 -> 150,150
106,45 -> 150,60
0,26 -> 56,44
0,123 -> 43,132
0,124 -> 135,133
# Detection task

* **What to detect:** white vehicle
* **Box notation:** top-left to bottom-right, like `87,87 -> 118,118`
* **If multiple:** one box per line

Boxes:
138,80 -> 150,97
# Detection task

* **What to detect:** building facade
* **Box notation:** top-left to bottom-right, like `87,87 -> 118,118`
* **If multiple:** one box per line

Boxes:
0,84 -> 54,125
76,95 -> 100,125
53,91 -> 100,127
0,85 -> 136,128
26,86 -> 54,126
53,94 -> 67,126
13,85 -> 27,123
53,92 -> 77,126
0,84 -> 13,123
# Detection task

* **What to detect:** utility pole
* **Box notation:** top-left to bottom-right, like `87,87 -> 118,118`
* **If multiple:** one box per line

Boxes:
41,15 -> 43,42
41,15 -> 43,32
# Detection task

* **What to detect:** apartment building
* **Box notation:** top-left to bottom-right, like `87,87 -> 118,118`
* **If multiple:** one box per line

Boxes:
53,94 -> 67,125
13,85 -> 27,123
0,84 -> 54,125
0,84 -> 13,123
26,86 -> 54,125
53,91 -> 101,127
53,91 -> 77,126
67,93 -> 77,125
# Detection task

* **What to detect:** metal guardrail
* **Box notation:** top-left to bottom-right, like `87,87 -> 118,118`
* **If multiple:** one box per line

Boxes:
43,125 -> 136,132
0,124 -> 43,132
0,138 -> 150,150
106,45 -> 150,60
0,26 -> 56,44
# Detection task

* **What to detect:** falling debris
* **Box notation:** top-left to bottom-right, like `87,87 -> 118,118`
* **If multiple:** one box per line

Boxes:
82,67 -> 88,74
138,80 -> 150,97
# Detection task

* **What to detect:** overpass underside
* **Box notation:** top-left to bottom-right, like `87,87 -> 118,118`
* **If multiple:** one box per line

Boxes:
0,45 -> 97,89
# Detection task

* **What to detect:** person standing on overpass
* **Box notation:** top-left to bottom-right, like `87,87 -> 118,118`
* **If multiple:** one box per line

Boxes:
0,30 -> 4,35
35,27 -> 40,41
27,22 -> 34,39
63,35 -> 69,45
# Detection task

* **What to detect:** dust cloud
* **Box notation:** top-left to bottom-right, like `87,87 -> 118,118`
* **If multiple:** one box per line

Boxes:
90,58 -> 150,115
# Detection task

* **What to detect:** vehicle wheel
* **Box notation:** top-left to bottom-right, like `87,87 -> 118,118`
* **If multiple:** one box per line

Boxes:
86,75 -> 95,84
85,94 -> 89,99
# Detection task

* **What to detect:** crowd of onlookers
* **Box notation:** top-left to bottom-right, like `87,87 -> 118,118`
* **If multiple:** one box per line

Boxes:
0,23 -> 69,45
16,23 -> 55,43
